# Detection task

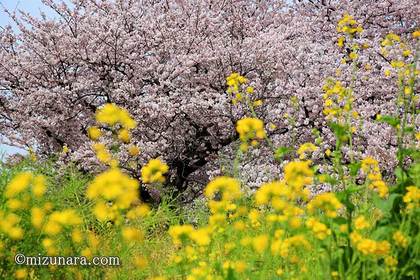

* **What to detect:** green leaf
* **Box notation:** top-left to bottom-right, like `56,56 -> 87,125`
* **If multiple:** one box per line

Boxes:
409,163 -> 420,186
373,193 -> 401,215
226,268 -> 237,280
346,185 -> 364,194
274,146 -> 292,161
333,217 -> 348,225
110,144 -> 120,153
398,148 -> 418,161
403,126 -> 414,133
395,167 -> 408,184
377,115 -> 400,128
329,122 -> 348,140
336,191 -> 355,212
349,162 -> 361,176
370,226 -> 392,239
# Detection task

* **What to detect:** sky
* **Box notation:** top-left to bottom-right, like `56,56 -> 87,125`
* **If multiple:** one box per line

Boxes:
0,0 -> 54,27
0,0 -> 58,157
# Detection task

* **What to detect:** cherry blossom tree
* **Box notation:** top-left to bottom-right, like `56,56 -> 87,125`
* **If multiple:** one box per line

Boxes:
0,0 -> 418,200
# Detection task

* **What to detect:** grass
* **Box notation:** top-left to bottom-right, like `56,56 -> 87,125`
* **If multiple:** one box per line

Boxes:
0,159 -> 192,279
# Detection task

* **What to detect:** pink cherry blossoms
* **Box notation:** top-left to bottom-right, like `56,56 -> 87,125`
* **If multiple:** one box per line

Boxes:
0,0 -> 418,200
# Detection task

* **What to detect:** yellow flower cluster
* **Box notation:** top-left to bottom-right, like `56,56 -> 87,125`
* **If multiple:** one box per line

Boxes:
87,168 -> 139,222
297,143 -> 318,160
350,232 -> 391,256
204,176 -> 241,202
226,72 -> 248,93
168,225 -> 211,246
255,181 -> 306,229
255,181 -> 288,206
226,72 -> 254,104
117,128 -> 131,143
0,169 -> 101,277
0,211 -> 24,240
361,157 -> 388,198
4,172 -> 46,198
86,103 -> 152,230
88,126 -> 102,141
236,117 -> 266,152
336,14 -> 363,61
92,143 -> 114,165
284,160 -> 313,194
95,103 -> 137,129
403,186 -> 420,211
322,79 -> 356,125
380,32 -> 414,61
141,158 -> 169,184
128,145 -> 140,156
385,256 -> 398,271
271,234 -> 311,257
122,226 -> 144,243
0,172 -> 49,242
44,209 -> 82,235
393,230 -> 408,248
381,33 -> 401,47
337,13 -> 363,36
252,234 -> 269,254
307,192 -> 342,218
305,218 -> 331,240
88,103 -> 141,171
353,216 -> 371,231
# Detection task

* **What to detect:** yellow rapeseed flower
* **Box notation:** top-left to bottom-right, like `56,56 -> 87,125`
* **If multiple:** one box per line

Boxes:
126,204 -> 151,220
306,218 -> 331,240
297,143 -> 318,159
252,234 -> 269,254
92,143 -> 113,164
354,215 -> 370,230
95,103 -> 137,129
226,72 -> 248,95
349,52 -> 358,60
117,128 -> 131,143
141,158 -> 169,184
255,181 -> 289,206
128,145 -> 140,156
15,268 -> 27,279
337,14 -> 363,35
403,186 -> 420,211
337,36 -> 345,47
122,227 -> 144,242
6,199 -> 23,210
385,256 -> 398,269
31,207 -> 45,229
88,126 -> 102,140
236,118 -> 266,151
62,145 -> 69,154
284,160 -> 314,192
87,168 -> 139,210
71,229 -> 83,243
168,224 -> 194,245
32,175 -> 47,197
5,172 -> 33,198
134,255 -> 148,269
204,176 -> 241,201
307,192 -> 342,218
393,231 -> 408,248
253,99 -> 263,107
189,228 -> 211,246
